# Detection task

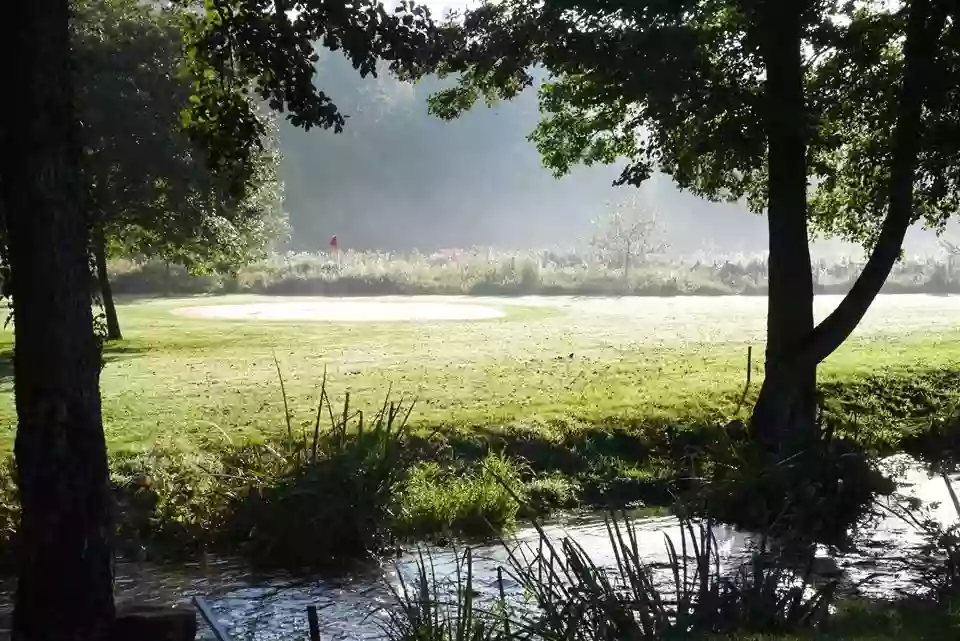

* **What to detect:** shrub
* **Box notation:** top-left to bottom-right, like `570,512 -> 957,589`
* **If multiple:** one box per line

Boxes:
111,446 -> 231,559
398,454 -> 526,539
223,385 -> 415,569
689,418 -> 895,552
107,250 -> 960,297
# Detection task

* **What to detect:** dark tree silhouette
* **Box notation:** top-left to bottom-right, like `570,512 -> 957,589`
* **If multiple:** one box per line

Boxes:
1,1 -> 114,639
0,1 -> 451,635
181,0 -> 960,449
414,0 -> 954,450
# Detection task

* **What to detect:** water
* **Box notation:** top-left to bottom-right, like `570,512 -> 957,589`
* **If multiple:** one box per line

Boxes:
0,456 -> 956,641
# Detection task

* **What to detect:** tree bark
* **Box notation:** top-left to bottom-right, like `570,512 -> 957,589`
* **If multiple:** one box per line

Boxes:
784,0 -> 943,372
752,0 -> 943,444
750,1 -> 817,451
94,225 -> 122,341
1,1 -> 116,640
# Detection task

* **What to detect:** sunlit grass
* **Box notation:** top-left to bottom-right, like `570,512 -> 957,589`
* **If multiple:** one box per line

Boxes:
0,294 -> 957,455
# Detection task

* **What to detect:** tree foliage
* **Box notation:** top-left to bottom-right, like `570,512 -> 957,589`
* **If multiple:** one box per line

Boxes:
422,1 -> 959,245
178,0 -> 957,446
407,0 -> 956,445
177,0 -> 443,182
73,0 -> 288,274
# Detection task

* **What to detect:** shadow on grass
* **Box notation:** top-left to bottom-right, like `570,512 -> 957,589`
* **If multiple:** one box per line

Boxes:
0,354 -> 11,385
400,368 -> 960,514
816,597 -> 960,641
101,342 -> 153,367
0,342 -> 152,385
409,419 -> 726,510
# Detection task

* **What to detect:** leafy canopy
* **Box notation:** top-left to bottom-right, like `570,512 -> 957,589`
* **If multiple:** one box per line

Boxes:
420,0 -> 960,248
177,0 -> 444,185
73,0 -> 288,272
177,0 -> 960,254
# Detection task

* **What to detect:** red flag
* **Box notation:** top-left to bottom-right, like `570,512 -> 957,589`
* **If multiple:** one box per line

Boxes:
329,235 -> 338,249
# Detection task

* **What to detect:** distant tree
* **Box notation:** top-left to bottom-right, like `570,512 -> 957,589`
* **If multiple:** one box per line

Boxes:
73,0 -> 288,339
590,198 -> 666,282
1,1 -> 114,639
404,0 -> 956,449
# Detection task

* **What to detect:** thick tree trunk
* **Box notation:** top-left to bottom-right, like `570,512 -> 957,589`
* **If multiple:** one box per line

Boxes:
1,1 -> 115,640
751,1 -> 817,451
752,0 -> 943,447
784,0 -> 943,372
94,225 -> 122,341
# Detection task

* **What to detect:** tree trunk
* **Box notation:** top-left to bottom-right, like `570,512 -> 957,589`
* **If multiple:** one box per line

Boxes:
94,225 -> 122,341
752,0 -> 943,445
624,239 -> 631,288
750,1 -> 817,451
783,0 -> 943,372
1,1 -> 115,640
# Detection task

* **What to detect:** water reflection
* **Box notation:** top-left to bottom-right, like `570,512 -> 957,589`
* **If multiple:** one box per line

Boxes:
0,455 -> 956,641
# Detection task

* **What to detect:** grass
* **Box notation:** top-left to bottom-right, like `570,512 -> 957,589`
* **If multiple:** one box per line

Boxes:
1,293 -> 959,562
1,293 -> 958,452
399,453 -> 527,538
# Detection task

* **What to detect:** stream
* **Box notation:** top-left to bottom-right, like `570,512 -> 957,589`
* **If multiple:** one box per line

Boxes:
1,455 -> 958,641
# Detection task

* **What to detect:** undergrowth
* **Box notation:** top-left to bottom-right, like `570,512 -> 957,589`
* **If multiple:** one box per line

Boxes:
109,251 -> 960,297
0,365 -> 953,570
385,514 -> 841,641
380,417 -> 960,641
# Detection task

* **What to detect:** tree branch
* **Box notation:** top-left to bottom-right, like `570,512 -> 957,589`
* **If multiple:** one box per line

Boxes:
789,0 -> 946,372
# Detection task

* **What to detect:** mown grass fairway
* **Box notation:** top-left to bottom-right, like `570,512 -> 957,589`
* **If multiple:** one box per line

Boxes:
0,293 -> 958,452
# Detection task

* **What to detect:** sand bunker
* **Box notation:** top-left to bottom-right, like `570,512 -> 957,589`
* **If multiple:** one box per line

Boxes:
174,299 -> 505,322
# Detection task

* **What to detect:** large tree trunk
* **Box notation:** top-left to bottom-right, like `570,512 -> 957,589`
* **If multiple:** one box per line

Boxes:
752,0 -> 943,449
1,1 -> 115,640
751,1 -> 817,451
783,0 -> 943,371
94,224 -> 122,341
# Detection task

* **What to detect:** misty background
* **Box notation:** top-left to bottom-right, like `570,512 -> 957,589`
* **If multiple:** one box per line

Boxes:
278,52 -> 950,258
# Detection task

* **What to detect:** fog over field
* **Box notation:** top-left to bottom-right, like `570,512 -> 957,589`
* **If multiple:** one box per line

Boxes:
277,48 -> 953,259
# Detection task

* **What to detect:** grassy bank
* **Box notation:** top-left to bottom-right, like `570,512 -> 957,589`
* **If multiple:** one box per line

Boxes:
1,294 -> 956,449
0,295 -> 958,565
109,251 -> 960,297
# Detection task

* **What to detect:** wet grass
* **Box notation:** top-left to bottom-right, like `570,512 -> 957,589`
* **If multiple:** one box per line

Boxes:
0,294 -> 958,454
0,295 -> 958,563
